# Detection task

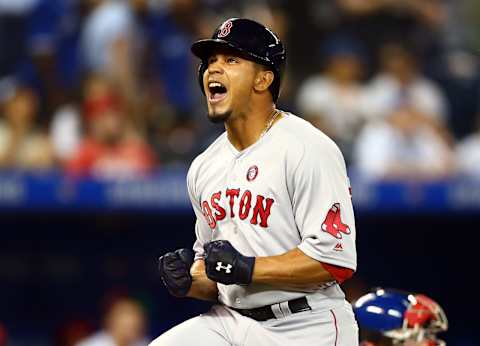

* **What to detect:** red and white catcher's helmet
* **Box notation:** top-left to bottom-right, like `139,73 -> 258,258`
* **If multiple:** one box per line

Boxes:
354,288 -> 448,346
400,294 -> 448,346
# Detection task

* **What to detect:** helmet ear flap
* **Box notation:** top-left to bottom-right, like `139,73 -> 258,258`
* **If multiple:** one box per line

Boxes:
198,61 -> 207,95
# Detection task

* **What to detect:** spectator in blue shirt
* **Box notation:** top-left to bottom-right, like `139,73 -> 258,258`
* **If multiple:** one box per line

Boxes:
27,0 -> 84,116
142,0 -> 202,118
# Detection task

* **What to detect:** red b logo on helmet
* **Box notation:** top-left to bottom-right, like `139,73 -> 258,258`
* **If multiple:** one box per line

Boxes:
218,20 -> 233,38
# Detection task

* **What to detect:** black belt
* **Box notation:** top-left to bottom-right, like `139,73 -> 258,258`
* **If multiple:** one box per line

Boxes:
232,297 -> 312,321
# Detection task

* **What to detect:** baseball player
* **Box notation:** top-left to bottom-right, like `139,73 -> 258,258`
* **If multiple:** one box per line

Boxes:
353,288 -> 448,346
151,18 -> 358,346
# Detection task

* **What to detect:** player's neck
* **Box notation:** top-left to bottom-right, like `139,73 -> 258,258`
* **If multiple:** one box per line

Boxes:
225,103 -> 277,152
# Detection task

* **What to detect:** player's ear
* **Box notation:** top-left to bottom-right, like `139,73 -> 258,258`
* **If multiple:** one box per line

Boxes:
253,69 -> 274,93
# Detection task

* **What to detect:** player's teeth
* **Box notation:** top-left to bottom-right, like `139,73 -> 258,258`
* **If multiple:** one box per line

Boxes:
209,82 -> 222,88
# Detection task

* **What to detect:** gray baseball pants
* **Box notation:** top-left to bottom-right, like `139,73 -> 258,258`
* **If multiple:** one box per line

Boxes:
149,300 -> 358,346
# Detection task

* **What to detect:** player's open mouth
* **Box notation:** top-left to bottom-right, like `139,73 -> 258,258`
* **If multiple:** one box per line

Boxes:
208,81 -> 228,104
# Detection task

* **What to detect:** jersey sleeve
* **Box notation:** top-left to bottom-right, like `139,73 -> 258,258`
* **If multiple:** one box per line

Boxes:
186,162 -> 212,261
292,139 -> 357,271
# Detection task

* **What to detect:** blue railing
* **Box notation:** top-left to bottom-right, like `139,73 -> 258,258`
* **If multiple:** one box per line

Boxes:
0,169 -> 190,213
0,169 -> 479,213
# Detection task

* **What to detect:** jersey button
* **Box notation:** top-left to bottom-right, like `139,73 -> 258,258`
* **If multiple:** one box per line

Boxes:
235,298 -> 241,305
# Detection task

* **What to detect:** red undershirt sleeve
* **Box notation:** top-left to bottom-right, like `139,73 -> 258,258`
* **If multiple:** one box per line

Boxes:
321,262 -> 354,284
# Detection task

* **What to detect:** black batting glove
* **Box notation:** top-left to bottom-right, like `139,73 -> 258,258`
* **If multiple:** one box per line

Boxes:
158,248 -> 194,297
204,240 -> 255,285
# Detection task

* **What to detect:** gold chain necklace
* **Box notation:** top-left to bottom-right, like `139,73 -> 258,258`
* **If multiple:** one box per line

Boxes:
259,109 -> 281,139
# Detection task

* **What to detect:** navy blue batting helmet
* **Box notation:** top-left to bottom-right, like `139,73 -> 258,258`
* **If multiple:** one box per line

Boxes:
191,18 -> 286,101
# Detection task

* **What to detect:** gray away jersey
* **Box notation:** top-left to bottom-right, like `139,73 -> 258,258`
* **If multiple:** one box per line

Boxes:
187,112 -> 357,310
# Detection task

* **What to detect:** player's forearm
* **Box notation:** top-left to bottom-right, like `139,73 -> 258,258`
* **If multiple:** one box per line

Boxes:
187,260 -> 219,301
252,248 -> 335,289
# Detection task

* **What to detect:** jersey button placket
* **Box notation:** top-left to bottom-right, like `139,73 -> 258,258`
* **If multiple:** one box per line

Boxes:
231,157 -> 247,236
232,157 -> 242,181
232,224 -> 239,234
228,158 -> 239,181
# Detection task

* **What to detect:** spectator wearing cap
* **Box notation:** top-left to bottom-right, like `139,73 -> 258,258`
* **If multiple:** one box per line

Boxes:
0,80 -> 55,170
66,74 -> 155,179
297,36 -> 369,161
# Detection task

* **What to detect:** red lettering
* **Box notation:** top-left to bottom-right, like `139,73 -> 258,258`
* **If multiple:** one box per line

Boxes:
250,195 -> 274,228
239,190 -> 252,220
225,188 -> 240,218
202,201 -> 216,229
211,191 -> 226,221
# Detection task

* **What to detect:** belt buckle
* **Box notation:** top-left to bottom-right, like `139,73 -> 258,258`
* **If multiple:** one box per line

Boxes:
270,301 -> 293,319
288,296 -> 312,313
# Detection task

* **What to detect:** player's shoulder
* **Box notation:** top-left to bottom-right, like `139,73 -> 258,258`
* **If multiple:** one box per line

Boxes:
187,131 -> 227,181
277,112 -> 343,159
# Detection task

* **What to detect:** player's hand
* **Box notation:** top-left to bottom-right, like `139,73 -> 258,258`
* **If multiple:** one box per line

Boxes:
204,240 -> 255,285
158,248 -> 194,297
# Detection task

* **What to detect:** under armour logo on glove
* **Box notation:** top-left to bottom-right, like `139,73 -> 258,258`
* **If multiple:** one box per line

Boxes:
321,203 -> 351,239
216,262 -> 233,273
204,240 -> 255,285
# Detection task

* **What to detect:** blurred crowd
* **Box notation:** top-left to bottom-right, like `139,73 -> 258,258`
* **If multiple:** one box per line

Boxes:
0,294 -> 149,346
1,0 -> 480,180
54,295 -> 149,346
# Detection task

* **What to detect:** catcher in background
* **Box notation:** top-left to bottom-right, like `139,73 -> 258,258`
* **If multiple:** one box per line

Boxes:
353,288 -> 448,346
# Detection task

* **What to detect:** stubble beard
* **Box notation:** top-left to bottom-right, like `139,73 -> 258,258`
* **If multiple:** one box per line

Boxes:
207,109 -> 232,124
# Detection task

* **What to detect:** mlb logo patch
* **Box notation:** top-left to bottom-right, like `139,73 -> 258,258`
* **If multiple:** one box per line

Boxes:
246,165 -> 258,182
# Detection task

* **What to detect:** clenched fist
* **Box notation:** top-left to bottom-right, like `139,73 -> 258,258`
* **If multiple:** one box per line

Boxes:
158,248 -> 194,297
204,240 -> 255,285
